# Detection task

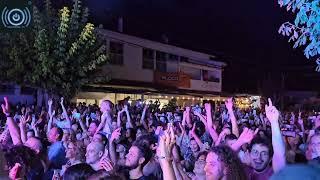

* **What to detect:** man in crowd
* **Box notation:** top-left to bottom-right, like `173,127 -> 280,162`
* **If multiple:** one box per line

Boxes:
86,141 -> 105,171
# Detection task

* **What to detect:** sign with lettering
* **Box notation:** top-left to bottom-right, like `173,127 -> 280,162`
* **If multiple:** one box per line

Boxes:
154,71 -> 190,88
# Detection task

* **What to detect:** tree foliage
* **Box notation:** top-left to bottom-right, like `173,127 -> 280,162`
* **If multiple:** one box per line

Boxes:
0,0 -> 108,98
278,0 -> 320,71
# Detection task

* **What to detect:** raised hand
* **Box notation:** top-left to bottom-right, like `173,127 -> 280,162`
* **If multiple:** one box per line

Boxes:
298,118 -> 304,126
110,128 -> 121,143
185,106 -> 191,113
21,107 -> 25,115
178,122 -> 185,134
299,110 -> 302,116
1,97 -> 10,116
9,163 -> 22,180
156,128 -> 175,162
60,97 -> 64,104
19,115 -> 28,126
0,128 -> 9,143
238,127 -> 259,144
155,126 -> 163,136
265,98 -> 279,123
48,99 -> 53,106
118,108 -> 125,114
124,105 -> 128,112
168,124 -> 176,145
225,98 -> 233,111
190,123 -> 196,137
100,157 -> 114,172
204,103 -> 211,112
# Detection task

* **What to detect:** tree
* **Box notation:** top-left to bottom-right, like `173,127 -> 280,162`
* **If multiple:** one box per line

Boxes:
0,0 -> 108,100
278,0 -> 320,71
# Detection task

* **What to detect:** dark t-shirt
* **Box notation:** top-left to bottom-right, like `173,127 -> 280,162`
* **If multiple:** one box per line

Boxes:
245,165 -> 273,180
120,168 -> 151,180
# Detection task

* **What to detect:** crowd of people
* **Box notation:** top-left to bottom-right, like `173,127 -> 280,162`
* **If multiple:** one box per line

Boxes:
0,96 -> 320,180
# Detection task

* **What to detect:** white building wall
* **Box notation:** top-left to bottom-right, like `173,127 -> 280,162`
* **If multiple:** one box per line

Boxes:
103,43 -> 154,82
99,29 -> 226,93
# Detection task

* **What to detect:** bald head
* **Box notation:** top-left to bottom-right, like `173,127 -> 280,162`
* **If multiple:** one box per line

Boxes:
86,142 -> 105,165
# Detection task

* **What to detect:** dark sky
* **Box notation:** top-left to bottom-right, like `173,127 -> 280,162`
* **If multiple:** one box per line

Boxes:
51,0 -> 320,94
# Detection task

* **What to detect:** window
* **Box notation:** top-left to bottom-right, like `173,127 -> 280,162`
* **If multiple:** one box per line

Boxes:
168,54 -> 179,61
109,41 -> 123,65
156,51 -> 167,72
167,54 -> 179,72
142,48 -> 154,69
180,56 -> 189,63
203,70 -> 220,82
181,66 -> 201,80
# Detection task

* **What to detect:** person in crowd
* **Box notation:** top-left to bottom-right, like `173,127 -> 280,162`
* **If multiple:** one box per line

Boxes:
204,145 -> 247,180
62,163 -> 95,180
60,140 -> 85,175
124,143 -> 153,179
86,141 -> 105,171
0,95 -> 315,180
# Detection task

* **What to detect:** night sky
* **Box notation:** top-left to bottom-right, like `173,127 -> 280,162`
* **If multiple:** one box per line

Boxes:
50,0 -> 320,94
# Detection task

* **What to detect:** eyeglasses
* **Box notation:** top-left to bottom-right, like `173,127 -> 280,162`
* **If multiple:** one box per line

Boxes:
250,150 -> 269,159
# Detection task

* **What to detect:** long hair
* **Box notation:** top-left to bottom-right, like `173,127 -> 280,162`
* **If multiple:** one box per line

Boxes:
67,141 -> 86,162
210,145 -> 247,180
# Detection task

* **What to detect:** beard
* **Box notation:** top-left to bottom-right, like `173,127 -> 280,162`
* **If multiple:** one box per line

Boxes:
126,161 -> 140,170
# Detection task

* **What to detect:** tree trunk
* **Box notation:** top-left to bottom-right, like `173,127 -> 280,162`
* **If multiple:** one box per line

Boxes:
36,88 -> 50,108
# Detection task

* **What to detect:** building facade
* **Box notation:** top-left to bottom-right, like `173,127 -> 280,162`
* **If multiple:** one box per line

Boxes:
75,29 -> 227,106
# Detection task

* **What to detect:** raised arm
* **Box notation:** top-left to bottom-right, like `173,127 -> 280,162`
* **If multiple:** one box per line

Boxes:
109,128 -> 121,165
77,116 -> 88,134
47,110 -> 55,135
265,98 -> 286,173
185,107 -> 192,128
60,97 -> 71,122
205,103 -> 219,143
140,105 -> 149,130
48,99 -> 53,118
157,127 -> 177,180
177,122 -> 186,147
297,111 -> 306,143
124,105 -> 134,128
231,127 -> 258,151
1,97 -> 22,145
226,98 -> 239,137
194,111 -> 207,128
31,122 -> 40,137
117,109 -> 125,128
19,115 -> 29,144
181,110 -> 187,127
95,114 -> 106,134
190,123 -> 204,148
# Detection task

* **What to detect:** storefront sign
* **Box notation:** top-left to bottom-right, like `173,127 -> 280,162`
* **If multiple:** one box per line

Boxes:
154,71 -> 191,88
